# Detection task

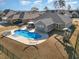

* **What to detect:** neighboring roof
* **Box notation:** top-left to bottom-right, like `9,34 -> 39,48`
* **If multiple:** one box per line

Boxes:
6,12 -> 24,20
12,14 -> 20,19
19,12 -> 25,19
15,12 -> 21,15
3,10 -> 41,20
7,14 -> 14,20
23,12 -> 40,20
3,9 -> 10,15
23,12 -> 28,19
5,11 -> 16,17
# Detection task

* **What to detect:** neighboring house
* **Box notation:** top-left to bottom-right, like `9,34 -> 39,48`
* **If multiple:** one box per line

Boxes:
71,11 -> 79,18
2,9 -> 10,16
5,10 -> 16,17
19,12 -> 25,19
0,17 -> 2,21
22,12 -> 40,23
2,10 -> 16,23
1,10 -> 72,32
1,10 -> 41,24
0,11 -> 3,21
7,12 -> 23,24
7,14 -> 14,24
34,12 -> 72,32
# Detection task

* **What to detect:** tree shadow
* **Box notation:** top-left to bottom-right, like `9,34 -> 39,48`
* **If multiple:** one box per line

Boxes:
48,29 -> 64,37
55,37 -> 75,59
23,45 -> 38,52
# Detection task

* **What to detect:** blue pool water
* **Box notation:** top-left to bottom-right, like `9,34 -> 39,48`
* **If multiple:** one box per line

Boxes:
14,29 -> 42,39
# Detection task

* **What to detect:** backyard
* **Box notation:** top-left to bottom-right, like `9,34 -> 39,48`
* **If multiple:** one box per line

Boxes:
0,18 -> 79,59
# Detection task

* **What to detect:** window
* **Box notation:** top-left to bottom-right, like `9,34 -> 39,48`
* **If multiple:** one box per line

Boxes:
39,25 -> 44,28
55,24 -> 58,29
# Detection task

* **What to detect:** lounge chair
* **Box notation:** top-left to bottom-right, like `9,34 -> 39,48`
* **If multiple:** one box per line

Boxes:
1,31 -> 11,38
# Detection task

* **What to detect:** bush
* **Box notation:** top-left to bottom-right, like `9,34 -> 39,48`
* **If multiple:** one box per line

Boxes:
69,25 -> 76,34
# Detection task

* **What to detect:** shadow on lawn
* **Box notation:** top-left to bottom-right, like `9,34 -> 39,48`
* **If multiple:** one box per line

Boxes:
55,37 -> 76,59
48,29 -> 64,37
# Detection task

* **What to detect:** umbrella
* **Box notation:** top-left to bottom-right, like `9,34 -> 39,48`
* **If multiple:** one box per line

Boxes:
63,28 -> 71,32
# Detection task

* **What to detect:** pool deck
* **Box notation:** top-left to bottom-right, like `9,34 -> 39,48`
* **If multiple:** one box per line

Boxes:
6,28 -> 48,45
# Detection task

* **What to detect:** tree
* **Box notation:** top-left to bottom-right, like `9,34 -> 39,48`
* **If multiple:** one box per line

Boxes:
77,8 -> 79,14
68,4 -> 71,11
3,9 -> 10,14
31,7 -> 39,12
54,0 -> 65,14
54,0 -> 65,10
59,0 -> 65,8
54,0 -> 59,10
44,6 -> 49,11
0,17 -> 2,21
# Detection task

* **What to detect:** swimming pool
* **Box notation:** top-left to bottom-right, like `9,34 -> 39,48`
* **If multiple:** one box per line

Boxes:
14,29 -> 42,39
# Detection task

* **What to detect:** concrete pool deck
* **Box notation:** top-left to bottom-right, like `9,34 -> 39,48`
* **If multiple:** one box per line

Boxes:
6,29 -> 48,45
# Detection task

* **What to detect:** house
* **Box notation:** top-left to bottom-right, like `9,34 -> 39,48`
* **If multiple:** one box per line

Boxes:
34,12 -> 72,32
1,10 -> 41,24
71,11 -> 79,18
7,12 -> 24,24
2,10 -> 16,23
4,10 -> 16,17
2,9 -> 10,16
58,14 -> 72,28
19,12 -> 25,19
22,12 -> 40,23
35,18 -> 54,32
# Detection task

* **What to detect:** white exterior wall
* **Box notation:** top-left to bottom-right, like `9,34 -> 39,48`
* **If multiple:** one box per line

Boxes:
35,21 -> 46,32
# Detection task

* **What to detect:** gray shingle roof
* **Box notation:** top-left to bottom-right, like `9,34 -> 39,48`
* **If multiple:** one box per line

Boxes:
19,12 -> 25,19
12,14 -> 20,19
58,14 -> 72,25
36,18 -> 54,27
5,11 -> 16,17
49,12 -> 64,24
34,12 -> 64,24
23,12 -> 40,19
7,14 -> 14,20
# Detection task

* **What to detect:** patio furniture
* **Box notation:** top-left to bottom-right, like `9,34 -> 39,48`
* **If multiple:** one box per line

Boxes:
1,31 -> 11,38
18,23 -> 24,27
